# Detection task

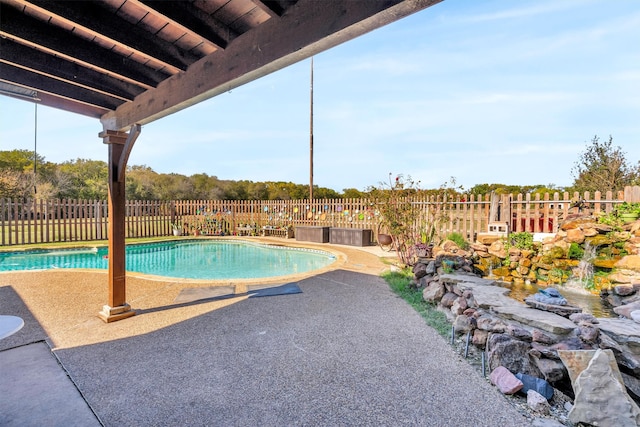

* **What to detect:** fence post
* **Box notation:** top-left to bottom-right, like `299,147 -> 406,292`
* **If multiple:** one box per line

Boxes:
1,198 -> 6,246
624,186 -> 640,203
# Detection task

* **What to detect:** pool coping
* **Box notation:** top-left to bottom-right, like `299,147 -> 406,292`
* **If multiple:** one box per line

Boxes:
0,236 -> 395,288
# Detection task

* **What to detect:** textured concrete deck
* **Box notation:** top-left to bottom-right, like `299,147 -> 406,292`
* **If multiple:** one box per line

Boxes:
0,240 -> 531,426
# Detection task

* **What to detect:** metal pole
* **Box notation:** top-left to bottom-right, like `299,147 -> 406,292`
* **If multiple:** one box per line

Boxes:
309,57 -> 314,201
33,102 -> 37,194
464,330 -> 471,358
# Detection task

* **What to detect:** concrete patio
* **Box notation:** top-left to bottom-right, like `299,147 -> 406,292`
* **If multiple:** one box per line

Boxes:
0,241 -> 532,426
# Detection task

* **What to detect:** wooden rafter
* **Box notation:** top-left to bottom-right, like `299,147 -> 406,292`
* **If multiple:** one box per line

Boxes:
0,39 -> 142,102
13,0 -> 197,73
136,0 -> 235,50
0,4 -> 167,88
0,63 -> 122,110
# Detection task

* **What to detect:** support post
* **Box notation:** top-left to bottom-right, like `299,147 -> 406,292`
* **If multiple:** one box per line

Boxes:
97,126 -> 140,322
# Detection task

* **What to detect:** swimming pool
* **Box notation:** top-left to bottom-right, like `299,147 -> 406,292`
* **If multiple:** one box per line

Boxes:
0,240 -> 337,280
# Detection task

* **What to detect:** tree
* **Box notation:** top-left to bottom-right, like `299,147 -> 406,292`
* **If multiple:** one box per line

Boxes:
0,169 -> 25,199
571,135 -> 639,193
0,149 -> 58,198
154,173 -> 195,200
57,159 -> 108,199
342,188 -> 365,199
468,183 -> 564,196
190,173 -> 220,199
0,149 -> 40,172
367,173 -> 423,265
126,166 -> 160,200
219,180 -> 253,200
312,186 -> 341,199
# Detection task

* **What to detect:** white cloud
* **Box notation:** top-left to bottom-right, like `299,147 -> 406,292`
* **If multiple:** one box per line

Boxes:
451,0 -> 592,24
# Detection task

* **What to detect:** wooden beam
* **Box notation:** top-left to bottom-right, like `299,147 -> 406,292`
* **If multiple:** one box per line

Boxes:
0,63 -> 122,110
0,38 -> 143,102
101,0 -> 442,131
0,83 -> 108,118
0,3 -> 166,89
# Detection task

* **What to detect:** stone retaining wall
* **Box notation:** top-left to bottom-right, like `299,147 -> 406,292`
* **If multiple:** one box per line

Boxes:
416,261 -> 640,404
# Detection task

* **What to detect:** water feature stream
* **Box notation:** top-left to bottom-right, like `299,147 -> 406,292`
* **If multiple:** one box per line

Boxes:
497,280 -> 616,318
488,241 -> 617,317
565,243 -> 596,289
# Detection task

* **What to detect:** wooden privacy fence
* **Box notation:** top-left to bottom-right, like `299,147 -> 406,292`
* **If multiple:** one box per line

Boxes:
1,187 -> 638,246
0,199 -> 174,246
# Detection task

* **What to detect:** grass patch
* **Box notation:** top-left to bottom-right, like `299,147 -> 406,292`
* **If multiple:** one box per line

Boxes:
381,269 -> 451,338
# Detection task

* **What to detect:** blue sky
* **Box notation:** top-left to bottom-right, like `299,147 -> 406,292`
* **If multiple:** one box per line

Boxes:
1,0 -> 639,192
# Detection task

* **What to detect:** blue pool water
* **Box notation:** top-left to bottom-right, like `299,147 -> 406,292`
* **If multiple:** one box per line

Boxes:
0,240 -> 336,279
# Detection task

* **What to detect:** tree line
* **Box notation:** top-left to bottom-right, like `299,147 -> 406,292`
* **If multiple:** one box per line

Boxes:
0,150 -> 351,201
1,135 -> 637,201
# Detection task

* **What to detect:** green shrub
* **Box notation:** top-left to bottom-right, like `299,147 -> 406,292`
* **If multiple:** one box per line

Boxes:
568,242 -> 584,260
549,267 -> 569,282
506,232 -> 534,250
597,202 -> 640,228
615,202 -> 640,215
613,241 -> 626,250
613,241 -> 629,256
446,232 -> 469,250
598,246 -> 612,259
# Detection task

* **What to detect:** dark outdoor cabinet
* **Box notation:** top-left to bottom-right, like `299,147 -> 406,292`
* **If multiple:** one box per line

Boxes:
329,228 -> 372,247
295,226 -> 330,243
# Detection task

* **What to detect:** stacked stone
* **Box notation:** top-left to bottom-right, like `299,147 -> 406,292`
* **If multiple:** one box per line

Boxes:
408,219 -> 640,424
410,239 -> 477,289
471,215 -> 640,291
418,271 -> 640,415
603,283 -> 640,323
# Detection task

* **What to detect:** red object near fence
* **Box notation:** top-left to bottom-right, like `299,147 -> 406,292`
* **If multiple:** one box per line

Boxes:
512,216 -> 554,233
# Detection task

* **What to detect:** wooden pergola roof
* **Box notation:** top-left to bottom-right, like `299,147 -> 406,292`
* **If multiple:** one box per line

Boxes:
0,0 -> 442,132
1,0 -> 443,322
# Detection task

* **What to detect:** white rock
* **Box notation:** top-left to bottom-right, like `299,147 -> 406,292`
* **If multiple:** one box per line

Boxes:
527,389 -> 550,415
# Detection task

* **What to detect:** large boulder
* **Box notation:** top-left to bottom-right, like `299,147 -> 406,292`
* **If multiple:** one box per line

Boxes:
614,300 -> 640,320
615,284 -> 638,296
439,292 -> 458,308
487,333 -> 542,377
453,314 -> 472,333
475,313 -> 507,333
616,255 -> 640,271
532,357 -> 567,384
472,329 -> 489,347
450,296 -> 468,315
412,262 -> 427,279
488,240 -> 507,259
565,228 -> 585,244
422,281 -> 445,302
559,349 -> 640,426
597,318 -> 640,375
